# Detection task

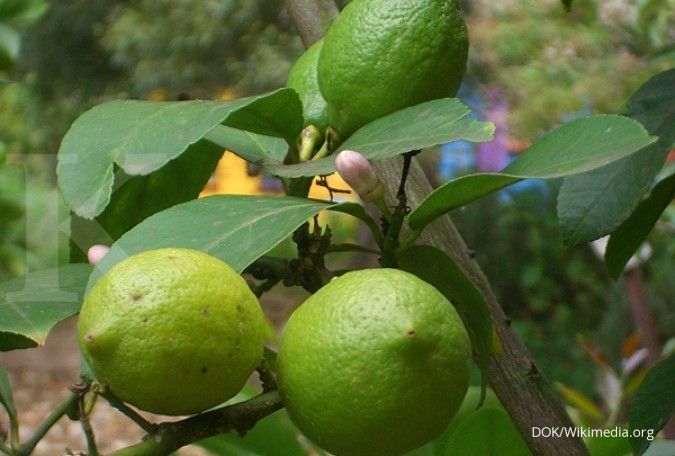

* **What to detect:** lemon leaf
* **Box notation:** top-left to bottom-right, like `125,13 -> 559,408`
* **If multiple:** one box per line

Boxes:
86,195 -> 334,291
558,68 -> 675,246
409,115 -> 657,231
69,139 -> 224,262
57,88 -> 302,219
268,98 -> 494,178
629,354 -> 675,455
605,170 -> 675,278
0,264 -> 91,350
204,125 -> 288,164
444,407 -> 530,456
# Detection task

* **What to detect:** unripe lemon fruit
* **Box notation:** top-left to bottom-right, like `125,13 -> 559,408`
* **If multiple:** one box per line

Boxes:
78,248 -> 266,416
318,0 -> 469,137
287,38 -> 330,131
277,268 -> 471,455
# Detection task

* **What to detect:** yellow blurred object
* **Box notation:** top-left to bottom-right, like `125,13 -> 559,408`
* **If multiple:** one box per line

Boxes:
148,89 -> 169,101
217,87 -> 237,101
200,152 -> 356,202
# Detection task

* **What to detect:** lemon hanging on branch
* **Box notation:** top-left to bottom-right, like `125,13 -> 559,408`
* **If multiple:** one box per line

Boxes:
78,248 -> 266,416
317,0 -> 469,137
277,268 -> 472,455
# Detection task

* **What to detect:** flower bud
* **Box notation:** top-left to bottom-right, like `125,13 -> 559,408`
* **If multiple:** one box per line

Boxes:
87,245 -> 110,266
335,150 -> 384,202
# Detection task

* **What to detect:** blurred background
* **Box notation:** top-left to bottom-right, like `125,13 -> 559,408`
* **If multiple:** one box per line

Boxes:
0,0 -> 673,454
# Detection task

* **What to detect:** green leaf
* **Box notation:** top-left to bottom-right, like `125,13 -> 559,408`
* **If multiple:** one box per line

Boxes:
629,355 -> 675,454
87,195 -> 333,289
0,264 -> 91,351
268,98 -> 494,178
398,245 -> 494,404
444,407 -> 531,456
409,115 -> 657,231
204,125 -> 288,164
69,139 -> 224,262
0,362 -> 16,418
57,88 -> 302,219
605,171 -> 675,278
558,69 -> 675,246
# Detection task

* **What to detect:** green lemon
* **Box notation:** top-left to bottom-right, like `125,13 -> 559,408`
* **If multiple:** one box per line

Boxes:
318,0 -> 469,137
287,38 -> 330,131
78,248 -> 266,416
277,268 -> 471,455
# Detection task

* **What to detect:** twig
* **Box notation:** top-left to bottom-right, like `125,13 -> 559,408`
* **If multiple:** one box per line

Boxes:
107,391 -> 282,456
326,243 -> 379,255
80,416 -> 98,456
99,391 -> 157,434
17,394 -> 78,456
396,151 -> 418,198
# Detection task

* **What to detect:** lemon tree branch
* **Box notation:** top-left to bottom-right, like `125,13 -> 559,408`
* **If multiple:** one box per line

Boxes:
107,391 -> 282,456
285,0 -> 338,47
283,1 -> 588,454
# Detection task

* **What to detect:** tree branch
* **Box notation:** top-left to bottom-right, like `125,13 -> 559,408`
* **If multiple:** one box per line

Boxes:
285,0 -> 338,47
107,392 -> 282,456
284,0 -> 588,454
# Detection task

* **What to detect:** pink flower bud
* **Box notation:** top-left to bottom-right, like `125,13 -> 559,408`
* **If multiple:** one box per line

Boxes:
335,150 -> 384,202
87,245 -> 110,266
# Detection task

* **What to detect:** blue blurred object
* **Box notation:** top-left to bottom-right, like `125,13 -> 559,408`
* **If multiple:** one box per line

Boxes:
439,83 -> 549,204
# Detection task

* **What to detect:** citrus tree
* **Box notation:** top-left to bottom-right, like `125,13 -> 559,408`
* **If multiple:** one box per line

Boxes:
1,0 -> 673,455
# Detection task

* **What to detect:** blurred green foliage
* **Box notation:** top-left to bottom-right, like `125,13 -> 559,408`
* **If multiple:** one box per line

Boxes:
468,0 -> 674,139
20,0 -> 302,100
0,0 -> 47,70
451,186 -> 675,396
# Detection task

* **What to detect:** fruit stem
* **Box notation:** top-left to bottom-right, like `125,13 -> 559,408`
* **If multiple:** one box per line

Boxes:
100,390 -> 158,434
379,151 -> 418,267
298,125 -> 322,162
311,137 -> 330,161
